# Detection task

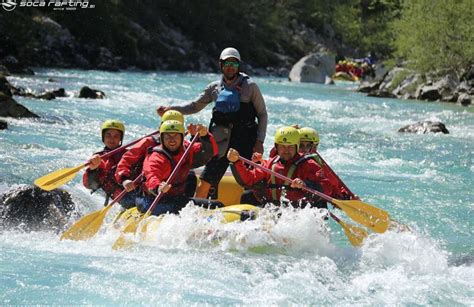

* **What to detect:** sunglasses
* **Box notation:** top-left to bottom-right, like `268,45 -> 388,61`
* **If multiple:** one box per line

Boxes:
223,61 -> 239,68
299,142 -> 318,150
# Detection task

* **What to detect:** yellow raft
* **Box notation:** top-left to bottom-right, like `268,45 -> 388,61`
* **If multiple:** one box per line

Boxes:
333,71 -> 359,82
114,174 -> 257,227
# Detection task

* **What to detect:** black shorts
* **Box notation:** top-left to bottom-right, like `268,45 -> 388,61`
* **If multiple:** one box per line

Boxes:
199,155 -> 230,186
201,124 -> 256,186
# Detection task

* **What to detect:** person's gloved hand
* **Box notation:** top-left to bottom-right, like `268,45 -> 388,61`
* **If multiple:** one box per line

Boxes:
227,148 -> 240,163
251,152 -> 263,163
187,123 -> 208,137
88,154 -> 101,170
158,182 -> 171,194
290,178 -> 305,189
156,105 -> 171,117
122,179 -> 137,192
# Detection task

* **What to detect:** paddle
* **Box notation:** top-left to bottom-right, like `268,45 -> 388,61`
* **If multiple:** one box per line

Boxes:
60,174 -> 144,241
34,130 -> 159,191
328,211 -> 368,247
315,151 -> 409,231
238,156 -> 390,233
112,134 -> 200,250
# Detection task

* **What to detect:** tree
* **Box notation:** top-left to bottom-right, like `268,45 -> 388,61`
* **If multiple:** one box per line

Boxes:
394,0 -> 474,74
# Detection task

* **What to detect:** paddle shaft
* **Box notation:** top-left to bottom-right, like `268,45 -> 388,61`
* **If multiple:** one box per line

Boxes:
239,156 -> 390,234
79,130 -> 159,170
106,173 -> 144,207
328,211 -> 342,223
238,156 -> 368,245
239,156 -> 336,204
315,152 -> 356,198
99,130 -> 159,161
146,134 -> 199,214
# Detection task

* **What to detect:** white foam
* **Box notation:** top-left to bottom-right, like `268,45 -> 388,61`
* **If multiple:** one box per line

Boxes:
131,205 -> 332,254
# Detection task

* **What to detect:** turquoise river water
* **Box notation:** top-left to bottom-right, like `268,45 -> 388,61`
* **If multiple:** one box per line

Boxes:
0,69 -> 473,305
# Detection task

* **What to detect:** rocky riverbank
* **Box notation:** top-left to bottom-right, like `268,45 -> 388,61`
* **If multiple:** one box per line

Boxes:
0,72 -> 108,126
358,66 -> 473,106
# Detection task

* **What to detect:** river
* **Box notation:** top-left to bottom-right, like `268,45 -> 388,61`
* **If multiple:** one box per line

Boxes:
1,69 -> 473,304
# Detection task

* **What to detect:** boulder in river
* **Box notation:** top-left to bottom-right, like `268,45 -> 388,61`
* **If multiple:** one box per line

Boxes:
457,93 -> 471,106
0,119 -> 7,130
0,185 -> 76,232
0,92 -> 40,118
289,52 -> 335,84
398,121 -> 449,134
0,75 -> 13,97
78,86 -> 105,99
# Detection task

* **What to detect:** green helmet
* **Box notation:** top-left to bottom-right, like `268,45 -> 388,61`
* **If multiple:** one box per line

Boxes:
274,126 -> 300,150
162,110 -> 184,124
298,127 -> 319,144
101,119 -> 125,141
160,120 -> 185,135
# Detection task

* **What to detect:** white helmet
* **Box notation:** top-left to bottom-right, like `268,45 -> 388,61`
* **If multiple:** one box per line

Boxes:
219,47 -> 241,62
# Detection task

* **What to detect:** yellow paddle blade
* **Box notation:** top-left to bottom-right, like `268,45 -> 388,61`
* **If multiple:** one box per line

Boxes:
112,207 -> 142,229
60,205 -> 112,241
34,164 -> 86,191
139,215 -> 163,233
338,219 -> 368,247
112,211 -> 149,250
137,215 -> 165,242
112,232 -> 135,250
333,199 -> 390,233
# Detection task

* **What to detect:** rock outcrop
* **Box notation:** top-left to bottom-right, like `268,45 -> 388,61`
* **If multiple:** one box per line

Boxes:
358,66 -> 473,106
0,92 -> 39,118
0,75 -> 39,118
0,185 -> 76,232
289,52 -> 335,84
78,86 -> 105,99
398,121 -> 449,134
0,56 -> 34,75
0,119 -> 7,130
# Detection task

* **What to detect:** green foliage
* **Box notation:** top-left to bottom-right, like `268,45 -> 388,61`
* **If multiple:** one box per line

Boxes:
331,0 -> 402,57
4,0 -> 470,75
394,0 -> 474,74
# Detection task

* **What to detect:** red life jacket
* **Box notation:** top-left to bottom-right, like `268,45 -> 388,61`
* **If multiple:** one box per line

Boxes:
304,153 -> 350,199
144,145 -> 194,197
265,154 -> 324,202
83,146 -> 126,200
142,134 -> 218,197
115,134 -> 160,184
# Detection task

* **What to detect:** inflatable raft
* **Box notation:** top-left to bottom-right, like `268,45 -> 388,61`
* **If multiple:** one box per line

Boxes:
113,174 -> 257,227
333,71 -> 359,82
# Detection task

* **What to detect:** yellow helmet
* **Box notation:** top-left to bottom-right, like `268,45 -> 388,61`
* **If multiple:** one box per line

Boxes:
160,120 -> 185,135
161,110 -> 184,124
101,119 -> 125,141
298,127 -> 319,144
274,126 -> 300,150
